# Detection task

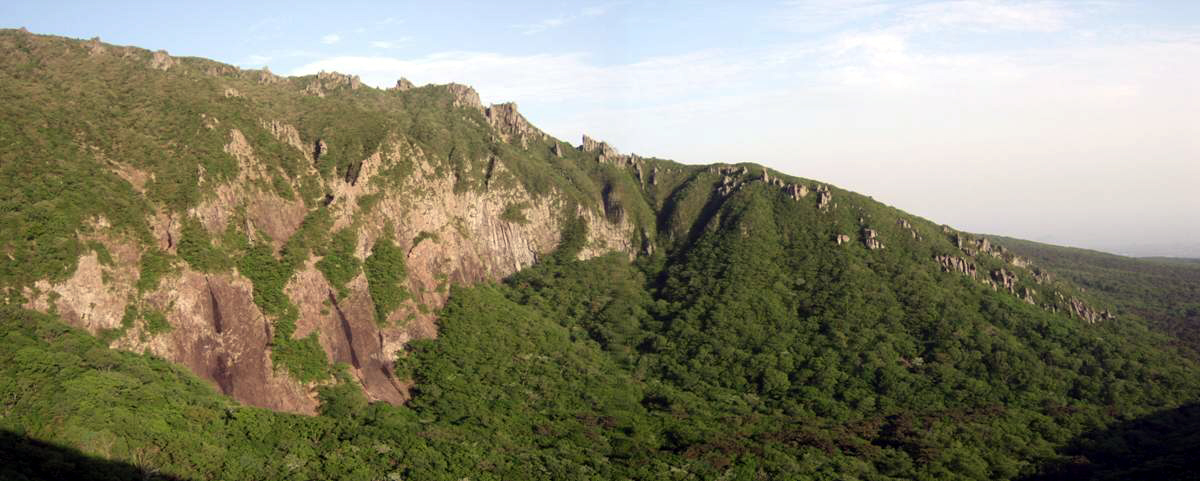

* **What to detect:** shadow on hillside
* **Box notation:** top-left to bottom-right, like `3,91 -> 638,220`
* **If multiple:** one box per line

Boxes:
0,430 -> 187,481
1022,403 -> 1200,481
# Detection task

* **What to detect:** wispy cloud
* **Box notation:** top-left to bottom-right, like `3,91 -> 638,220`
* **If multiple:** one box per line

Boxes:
900,0 -> 1076,33
773,0 -> 895,32
370,38 -> 412,49
775,0 -> 1082,34
517,4 -> 613,35
321,34 -> 341,45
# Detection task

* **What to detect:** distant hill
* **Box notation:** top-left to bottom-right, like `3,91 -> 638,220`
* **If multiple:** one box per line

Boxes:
986,235 -> 1200,358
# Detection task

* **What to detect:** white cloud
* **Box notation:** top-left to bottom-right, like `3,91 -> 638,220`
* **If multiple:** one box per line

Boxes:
901,0 -> 1075,32
775,0 -> 1081,34
774,0 -> 895,32
370,38 -> 411,49
321,34 -> 341,45
291,8 -> 1200,251
517,4 -> 614,35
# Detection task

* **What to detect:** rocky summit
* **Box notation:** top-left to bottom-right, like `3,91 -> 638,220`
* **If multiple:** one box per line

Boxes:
2,30 -> 1199,481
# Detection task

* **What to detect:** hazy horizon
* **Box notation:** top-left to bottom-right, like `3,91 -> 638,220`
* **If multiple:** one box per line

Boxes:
5,1 -> 1197,257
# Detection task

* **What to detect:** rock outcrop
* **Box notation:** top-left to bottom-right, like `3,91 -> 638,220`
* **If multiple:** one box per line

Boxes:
1065,296 -> 1115,323
817,185 -> 832,211
862,228 -> 884,250
445,83 -> 481,110
257,67 -> 280,85
149,50 -> 176,70
86,37 -> 106,56
992,268 -> 1018,294
580,134 -> 620,162
935,255 -> 976,279
392,77 -> 415,91
304,71 -> 362,97
485,103 -> 541,148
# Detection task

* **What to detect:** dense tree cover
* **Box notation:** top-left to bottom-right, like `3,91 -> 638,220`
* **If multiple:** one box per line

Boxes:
3,30 -> 1200,480
1027,402 -> 1200,480
365,231 -> 410,325
993,235 -> 1200,359
5,231 -> 1200,479
315,227 -> 360,299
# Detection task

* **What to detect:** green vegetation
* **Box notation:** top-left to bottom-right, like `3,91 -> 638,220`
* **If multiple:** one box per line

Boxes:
85,240 -> 114,266
1,30 -> 1199,481
315,227 -> 361,299
142,307 -> 171,335
237,239 -> 330,383
412,230 -> 439,247
135,250 -> 174,293
177,217 -> 232,273
993,235 -> 1200,359
364,233 -> 409,325
500,201 -> 530,224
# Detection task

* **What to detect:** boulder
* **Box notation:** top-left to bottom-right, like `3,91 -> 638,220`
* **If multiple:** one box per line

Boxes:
393,77 -> 415,91
150,50 -> 176,70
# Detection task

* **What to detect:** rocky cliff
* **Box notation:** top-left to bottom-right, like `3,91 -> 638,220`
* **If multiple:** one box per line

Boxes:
3,30 -> 1115,415
7,31 -> 641,414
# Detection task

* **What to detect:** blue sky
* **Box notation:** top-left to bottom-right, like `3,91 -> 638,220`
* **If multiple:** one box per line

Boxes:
4,1 -> 1199,255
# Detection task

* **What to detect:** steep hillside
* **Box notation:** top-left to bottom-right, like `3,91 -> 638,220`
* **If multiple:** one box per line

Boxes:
989,236 -> 1200,358
1,29 -> 659,412
3,29 -> 1200,480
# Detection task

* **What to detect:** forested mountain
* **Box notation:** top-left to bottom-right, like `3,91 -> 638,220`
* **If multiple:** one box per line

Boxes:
2,30 -> 1199,480
991,236 -> 1200,360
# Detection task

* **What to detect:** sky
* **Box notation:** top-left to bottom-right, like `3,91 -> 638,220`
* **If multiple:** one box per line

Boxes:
4,1 -> 1199,256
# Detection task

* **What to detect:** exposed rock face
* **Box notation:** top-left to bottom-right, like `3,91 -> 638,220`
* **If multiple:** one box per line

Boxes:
26,124 -> 641,415
992,268 -> 1018,294
817,185 -> 832,211
1067,298 -> 1115,323
258,67 -> 279,85
1032,267 -> 1052,284
580,134 -> 620,162
206,64 -> 238,77
314,139 -> 328,162
87,37 -> 106,56
935,255 -> 976,279
149,50 -> 176,70
392,77 -> 415,91
485,103 -> 541,148
787,183 -> 808,200
263,120 -> 306,157
445,83 -> 482,110
1020,287 -> 1037,305
896,218 -> 921,239
224,87 -> 241,98
862,228 -> 884,250
304,71 -> 363,97
836,234 -> 851,245
27,250 -> 135,333
550,143 -> 563,158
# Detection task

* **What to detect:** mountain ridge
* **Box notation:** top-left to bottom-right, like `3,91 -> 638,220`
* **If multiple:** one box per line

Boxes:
3,29 -> 1199,480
